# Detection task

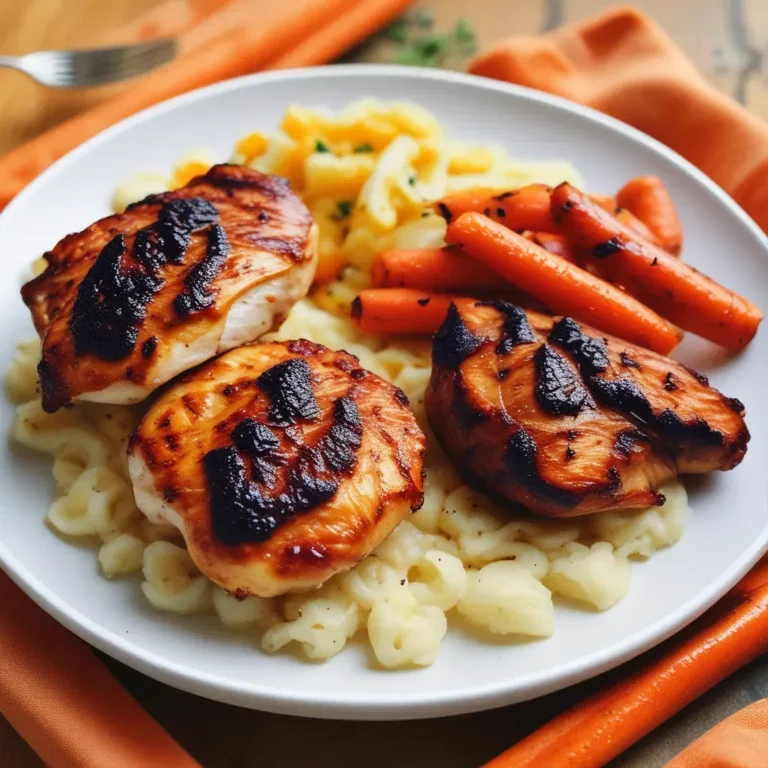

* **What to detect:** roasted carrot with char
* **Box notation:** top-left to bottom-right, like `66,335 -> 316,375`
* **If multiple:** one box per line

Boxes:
445,212 -> 682,354
351,289 -> 474,335
521,231 -> 577,263
371,242 -> 575,292
434,186 -> 623,235
552,183 -> 762,350
617,175 -> 683,254
483,573 -> 768,768
371,247 -> 501,292
614,207 -> 663,247
588,193 -> 617,212
434,184 -> 557,232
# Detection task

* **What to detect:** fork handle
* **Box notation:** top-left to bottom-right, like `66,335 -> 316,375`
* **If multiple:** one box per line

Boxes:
0,56 -> 21,71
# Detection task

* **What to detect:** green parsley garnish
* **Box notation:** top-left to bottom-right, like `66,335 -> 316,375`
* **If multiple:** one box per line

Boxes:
383,17 -> 409,43
382,13 -> 477,69
407,175 -> 417,186
314,140 -> 331,153
354,143 -> 374,153
332,200 -> 353,221
454,18 -> 474,44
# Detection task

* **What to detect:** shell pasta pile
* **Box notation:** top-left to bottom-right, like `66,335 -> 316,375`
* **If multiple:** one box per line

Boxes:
6,101 -> 689,669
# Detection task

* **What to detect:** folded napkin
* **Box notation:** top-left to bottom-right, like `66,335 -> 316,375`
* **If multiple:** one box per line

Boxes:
0,571 -> 200,768
667,699 -> 768,768
470,5 -> 768,236
0,0 -> 412,208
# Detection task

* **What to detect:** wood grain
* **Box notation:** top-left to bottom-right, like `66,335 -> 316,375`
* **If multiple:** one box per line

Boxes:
1,1 -> 767,767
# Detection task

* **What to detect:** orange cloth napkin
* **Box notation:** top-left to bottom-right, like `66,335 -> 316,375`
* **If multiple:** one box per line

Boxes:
0,0 -> 412,207
0,1 -> 409,764
0,571 -> 200,768
667,699 -> 768,768
471,7 -> 768,766
469,5 -> 768,236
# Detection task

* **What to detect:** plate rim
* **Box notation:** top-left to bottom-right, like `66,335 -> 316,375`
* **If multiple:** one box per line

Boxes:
1,63 -> 767,720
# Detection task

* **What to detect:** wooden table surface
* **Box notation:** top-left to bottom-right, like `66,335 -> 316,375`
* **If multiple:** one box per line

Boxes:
1,1 -> 767,766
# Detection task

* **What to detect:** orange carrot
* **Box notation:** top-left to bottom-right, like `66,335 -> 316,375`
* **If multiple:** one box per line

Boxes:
588,193 -> 617,212
435,184 -> 557,232
522,231 -> 577,263
733,555 -> 768,596
617,175 -> 683,254
445,212 -> 681,354
483,579 -> 768,768
265,0 -> 412,69
434,187 -> 617,232
372,239 -> 576,292
371,248 -> 501,292
614,207 -> 663,247
350,289 -> 474,335
552,183 -> 763,350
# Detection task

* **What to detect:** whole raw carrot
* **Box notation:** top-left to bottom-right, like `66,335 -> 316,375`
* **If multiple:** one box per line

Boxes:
445,212 -> 681,354
350,289 -> 474,335
552,183 -> 763,350
265,0 -> 413,69
483,579 -> 768,768
617,175 -> 683,254
734,554 -> 768,596
371,247 -> 501,292
434,184 -> 557,232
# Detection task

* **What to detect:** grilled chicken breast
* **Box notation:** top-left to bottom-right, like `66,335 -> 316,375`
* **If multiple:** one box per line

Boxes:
426,301 -> 749,518
128,339 -> 425,597
23,164 -> 317,413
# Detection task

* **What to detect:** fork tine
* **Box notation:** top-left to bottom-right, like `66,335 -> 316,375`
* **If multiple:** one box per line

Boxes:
115,40 -> 176,79
120,40 -> 177,61
30,38 -> 177,88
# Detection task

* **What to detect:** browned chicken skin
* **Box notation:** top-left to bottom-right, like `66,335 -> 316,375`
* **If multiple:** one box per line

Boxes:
23,164 -> 317,413
425,301 -> 749,518
128,340 -> 425,597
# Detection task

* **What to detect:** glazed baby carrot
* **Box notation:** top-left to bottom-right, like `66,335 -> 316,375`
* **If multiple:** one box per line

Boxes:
371,247 -> 501,292
434,184 -> 557,232
350,289 -> 474,335
588,193 -> 617,212
483,579 -> 768,768
551,183 -> 763,349
614,207 -> 663,247
445,212 -> 681,354
521,231 -> 577,263
434,186 -> 619,236
617,175 -> 683,254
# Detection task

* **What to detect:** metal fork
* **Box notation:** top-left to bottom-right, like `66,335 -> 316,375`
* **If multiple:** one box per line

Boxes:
0,39 -> 177,89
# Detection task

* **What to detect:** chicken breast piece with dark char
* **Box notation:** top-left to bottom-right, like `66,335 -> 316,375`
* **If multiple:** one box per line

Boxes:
128,340 -> 425,597
425,301 -> 748,518
23,164 -> 317,412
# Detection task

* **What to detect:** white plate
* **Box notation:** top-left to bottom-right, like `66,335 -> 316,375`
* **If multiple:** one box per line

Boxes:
1,66 -> 767,721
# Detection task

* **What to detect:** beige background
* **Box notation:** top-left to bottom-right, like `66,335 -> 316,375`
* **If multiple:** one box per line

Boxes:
1,1 -> 767,766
